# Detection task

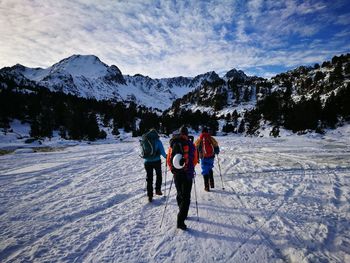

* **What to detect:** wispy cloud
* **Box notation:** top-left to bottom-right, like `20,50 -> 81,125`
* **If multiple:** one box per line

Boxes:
0,0 -> 349,78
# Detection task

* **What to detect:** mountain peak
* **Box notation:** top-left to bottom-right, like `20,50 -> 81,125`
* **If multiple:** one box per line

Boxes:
64,54 -> 103,63
224,68 -> 248,83
50,54 -> 109,78
13,63 -> 26,70
195,71 -> 220,81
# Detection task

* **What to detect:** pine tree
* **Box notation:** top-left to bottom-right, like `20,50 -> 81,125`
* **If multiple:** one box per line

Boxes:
112,118 -> 120,137
98,130 -> 107,139
336,83 -> 350,120
321,61 -> 331,68
314,71 -> 325,82
345,63 -> 350,75
257,92 -> 281,124
40,107 -> 54,139
322,92 -> 338,128
30,118 -> 41,139
243,87 -> 251,102
86,113 -> 100,141
222,122 -> 235,133
285,96 -> 322,132
331,55 -> 339,65
329,63 -> 343,83
235,87 -> 240,103
245,109 -> 261,135
238,119 -> 245,133
59,126 -> 67,139
67,107 -> 85,140
213,92 -> 227,111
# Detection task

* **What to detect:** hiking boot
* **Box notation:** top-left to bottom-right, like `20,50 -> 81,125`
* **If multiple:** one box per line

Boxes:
210,182 -> 214,188
177,223 -> 187,230
155,190 -> 163,196
148,196 -> 153,202
204,175 -> 210,190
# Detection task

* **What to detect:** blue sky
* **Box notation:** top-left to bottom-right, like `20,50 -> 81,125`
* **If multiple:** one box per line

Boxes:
0,0 -> 349,78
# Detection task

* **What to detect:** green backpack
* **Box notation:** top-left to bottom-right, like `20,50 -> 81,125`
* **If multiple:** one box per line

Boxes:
140,130 -> 159,158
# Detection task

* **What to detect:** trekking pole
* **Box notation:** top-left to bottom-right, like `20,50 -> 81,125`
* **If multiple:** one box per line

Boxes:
164,162 -> 167,194
160,176 -> 174,228
193,175 -> 199,221
141,159 -> 146,192
217,154 -> 225,190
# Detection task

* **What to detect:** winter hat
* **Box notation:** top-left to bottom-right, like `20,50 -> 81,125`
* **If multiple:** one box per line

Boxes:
179,126 -> 188,135
148,128 -> 159,138
149,128 -> 157,133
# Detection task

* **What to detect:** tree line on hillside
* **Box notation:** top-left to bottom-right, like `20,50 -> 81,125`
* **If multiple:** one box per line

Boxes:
1,79 -> 349,140
187,53 -> 350,137
255,83 -> 350,134
1,53 -> 349,140
0,79 -> 219,140
221,54 -> 350,136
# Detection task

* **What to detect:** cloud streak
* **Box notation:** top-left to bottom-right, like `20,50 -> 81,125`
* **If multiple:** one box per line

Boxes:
0,0 -> 349,78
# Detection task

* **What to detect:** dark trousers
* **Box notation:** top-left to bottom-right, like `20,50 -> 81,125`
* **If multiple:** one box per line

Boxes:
145,160 -> 162,197
174,173 -> 192,226
204,169 -> 214,188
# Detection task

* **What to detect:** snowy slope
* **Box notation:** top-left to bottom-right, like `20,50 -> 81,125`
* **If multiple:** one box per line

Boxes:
1,55 -> 254,111
1,55 -> 225,110
0,134 -> 349,262
49,55 -> 110,78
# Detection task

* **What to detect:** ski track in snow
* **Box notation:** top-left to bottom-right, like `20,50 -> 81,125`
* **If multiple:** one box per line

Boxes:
0,136 -> 349,262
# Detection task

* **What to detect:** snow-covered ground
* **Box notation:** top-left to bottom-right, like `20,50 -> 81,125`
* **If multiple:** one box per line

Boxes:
0,133 -> 350,262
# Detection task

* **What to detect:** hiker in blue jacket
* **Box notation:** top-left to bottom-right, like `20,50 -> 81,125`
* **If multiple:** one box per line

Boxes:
141,129 -> 167,202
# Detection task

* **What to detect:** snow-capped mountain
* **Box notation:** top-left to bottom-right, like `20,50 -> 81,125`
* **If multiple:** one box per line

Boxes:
170,53 -> 350,114
1,53 -> 349,137
165,53 -> 349,136
0,55 -> 226,111
166,67 -> 261,116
